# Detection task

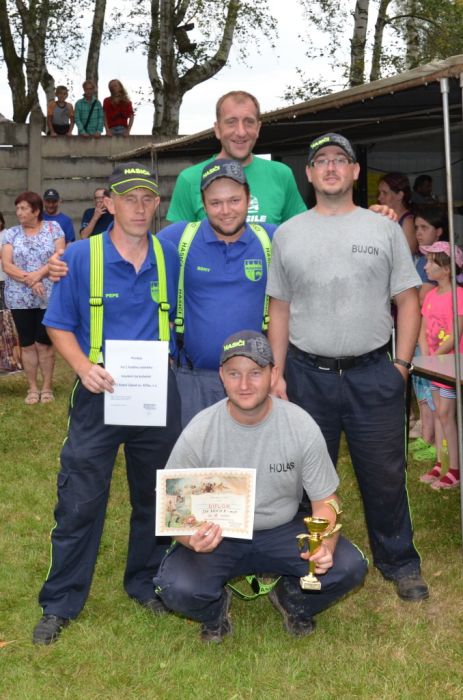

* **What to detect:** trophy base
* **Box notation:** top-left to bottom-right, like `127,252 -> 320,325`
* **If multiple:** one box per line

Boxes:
300,574 -> 321,591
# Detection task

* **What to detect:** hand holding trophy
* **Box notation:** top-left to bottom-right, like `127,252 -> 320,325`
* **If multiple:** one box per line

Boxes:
297,499 -> 342,591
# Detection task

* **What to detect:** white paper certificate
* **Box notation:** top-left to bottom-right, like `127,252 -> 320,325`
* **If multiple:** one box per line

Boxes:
156,468 -> 256,539
104,340 -> 168,426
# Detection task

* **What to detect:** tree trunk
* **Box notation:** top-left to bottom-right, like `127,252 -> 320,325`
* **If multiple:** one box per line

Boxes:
404,0 -> 420,69
349,0 -> 370,86
0,0 -> 29,121
86,0 -> 106,87
148,0 -> 164,133
150,0 -> 240,137
16,0 -> 49,121
370,0 -> 392,82
157,87 -> 183,137
41,67 -> 55,105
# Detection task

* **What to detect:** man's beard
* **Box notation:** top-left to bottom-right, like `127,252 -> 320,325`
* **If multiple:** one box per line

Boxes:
212,218 -> 247,238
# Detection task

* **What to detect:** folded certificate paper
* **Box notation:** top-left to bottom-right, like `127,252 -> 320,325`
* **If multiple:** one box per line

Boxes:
156,468 -> 256,539
104,340 -> 168,426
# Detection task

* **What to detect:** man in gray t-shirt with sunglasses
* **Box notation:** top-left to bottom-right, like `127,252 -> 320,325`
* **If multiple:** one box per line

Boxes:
154,330 -> 367,644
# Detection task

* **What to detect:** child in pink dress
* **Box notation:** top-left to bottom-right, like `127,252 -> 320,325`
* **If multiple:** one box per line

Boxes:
418,241 -> 463,489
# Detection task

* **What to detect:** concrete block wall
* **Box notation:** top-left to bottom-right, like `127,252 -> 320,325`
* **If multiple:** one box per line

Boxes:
0,118 -> 199,234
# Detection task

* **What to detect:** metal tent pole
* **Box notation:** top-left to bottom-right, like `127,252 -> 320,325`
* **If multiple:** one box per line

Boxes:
440,76 -> 463,542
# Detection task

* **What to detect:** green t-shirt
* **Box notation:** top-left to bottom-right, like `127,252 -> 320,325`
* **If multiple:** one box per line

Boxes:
166,155 -> 307,225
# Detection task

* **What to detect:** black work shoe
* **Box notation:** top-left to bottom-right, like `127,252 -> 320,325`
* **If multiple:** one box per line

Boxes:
395,574 -> 430,601
138,595 -> 169,615
268,588 -> 315,637
32,614 -> 69,645
200,587 -> 233,644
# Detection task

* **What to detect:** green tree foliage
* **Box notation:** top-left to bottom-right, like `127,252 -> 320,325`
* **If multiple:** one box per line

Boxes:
109,0 -> 277,137
0,0 -> 276,135
0,0 -> 86,122
283,0 -> 463,103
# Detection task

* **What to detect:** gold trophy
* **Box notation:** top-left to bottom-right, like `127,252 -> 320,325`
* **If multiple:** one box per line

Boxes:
297,499 -> 342,591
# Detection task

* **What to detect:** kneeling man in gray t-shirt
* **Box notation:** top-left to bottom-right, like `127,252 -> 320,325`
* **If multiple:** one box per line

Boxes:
154,330 -> 367,643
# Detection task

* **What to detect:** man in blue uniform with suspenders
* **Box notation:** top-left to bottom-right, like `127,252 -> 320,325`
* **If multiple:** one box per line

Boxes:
33,163 -> 182,645
158,159 -> 276,426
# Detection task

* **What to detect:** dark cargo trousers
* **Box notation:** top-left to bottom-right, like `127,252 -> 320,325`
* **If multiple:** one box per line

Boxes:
285,346 -> 421,581
154,517 -> 367,625
38,370 -> 181,619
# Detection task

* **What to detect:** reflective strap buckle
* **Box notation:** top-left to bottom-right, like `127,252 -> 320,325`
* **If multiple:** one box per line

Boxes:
159,301 -> 170,312
89,297 -> 103,307
174,318 -> 183,328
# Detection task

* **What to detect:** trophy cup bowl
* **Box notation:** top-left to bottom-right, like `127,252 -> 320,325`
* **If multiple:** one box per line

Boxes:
297,516 -> 331,591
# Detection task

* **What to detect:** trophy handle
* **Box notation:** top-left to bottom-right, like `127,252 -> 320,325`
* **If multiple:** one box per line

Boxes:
322,499 -> 343,537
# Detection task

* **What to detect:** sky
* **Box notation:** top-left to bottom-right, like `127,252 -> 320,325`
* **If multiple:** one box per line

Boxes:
0,1 -> 335,136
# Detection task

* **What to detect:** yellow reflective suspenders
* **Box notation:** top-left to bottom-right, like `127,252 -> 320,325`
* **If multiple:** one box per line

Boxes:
89,235 -> 104,364
151,234 -> 171,342
249,223 -> 272,331
174,222 -> 201,336
88,233 -> 170,364
174,222 -> 272,338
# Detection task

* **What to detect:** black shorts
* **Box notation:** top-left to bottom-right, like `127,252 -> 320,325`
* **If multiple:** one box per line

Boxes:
50,123 -> 70,135
10,308 -> 51,347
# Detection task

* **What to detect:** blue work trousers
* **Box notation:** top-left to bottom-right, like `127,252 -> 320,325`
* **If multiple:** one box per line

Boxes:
174,365 -> 226,427
38,369 -> 181,619
154,517 -> 367,625
285,348 -> 421,580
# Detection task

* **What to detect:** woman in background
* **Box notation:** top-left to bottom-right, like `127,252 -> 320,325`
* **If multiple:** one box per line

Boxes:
378,172 -> 416,254
2,192 -> 64,403
103,79 -> 134,137
0,211 -> 22,373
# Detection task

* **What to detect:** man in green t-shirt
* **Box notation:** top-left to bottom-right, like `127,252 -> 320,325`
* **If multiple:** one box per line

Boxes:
166,91 -> 307,226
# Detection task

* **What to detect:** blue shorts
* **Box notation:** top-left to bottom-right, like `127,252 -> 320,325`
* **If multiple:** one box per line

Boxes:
430,384 -> 456,400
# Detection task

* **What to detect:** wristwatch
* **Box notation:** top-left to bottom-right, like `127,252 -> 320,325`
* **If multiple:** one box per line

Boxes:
393,358 -> 414,372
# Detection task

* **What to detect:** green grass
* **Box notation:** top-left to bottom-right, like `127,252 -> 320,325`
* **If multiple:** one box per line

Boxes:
1,360 -> 463,700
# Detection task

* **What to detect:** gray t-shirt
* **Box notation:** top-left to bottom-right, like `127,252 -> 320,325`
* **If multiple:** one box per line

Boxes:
266,207 -> 421,356
165,397 -> 339,531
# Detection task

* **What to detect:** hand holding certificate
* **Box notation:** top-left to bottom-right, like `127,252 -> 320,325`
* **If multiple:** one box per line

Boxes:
156,468 -> 256,539
104,340 -> 168,426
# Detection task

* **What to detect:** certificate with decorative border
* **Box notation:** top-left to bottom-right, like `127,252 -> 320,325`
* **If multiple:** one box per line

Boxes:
156,468 -> 256,539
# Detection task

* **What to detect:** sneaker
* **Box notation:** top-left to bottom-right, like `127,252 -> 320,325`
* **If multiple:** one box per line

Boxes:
32,614 -> 69,645
395,574 -> 429,602
200,587 -> 232,644
430,469 -> 460,490
268,587 -> 315,637
138,595 -> 169,615
419,464 -> 441,483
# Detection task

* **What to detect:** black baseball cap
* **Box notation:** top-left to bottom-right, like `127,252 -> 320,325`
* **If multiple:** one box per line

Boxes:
108,162 -> 159,195
43,188 -> 60,200
201,159 -> 247,191
308,133 -> 356,163
220,330 -> 274,367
